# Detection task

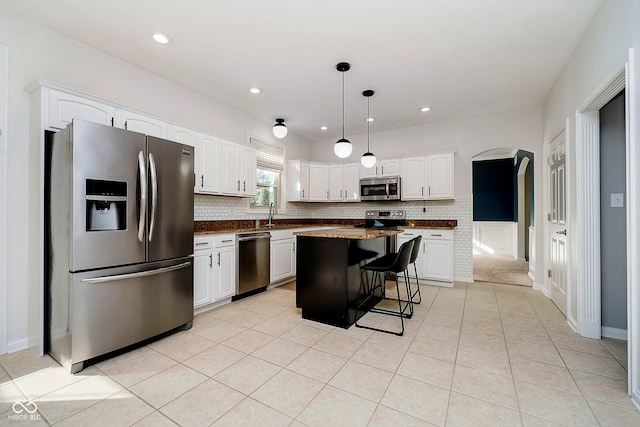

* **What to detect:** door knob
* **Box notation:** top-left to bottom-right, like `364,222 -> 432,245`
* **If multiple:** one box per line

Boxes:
556,230 -> 567,235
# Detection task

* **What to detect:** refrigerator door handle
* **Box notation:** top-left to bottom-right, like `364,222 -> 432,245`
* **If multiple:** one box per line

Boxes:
137,151 -> 147,242
148,152 -> 158,241
80,261 -> 192,284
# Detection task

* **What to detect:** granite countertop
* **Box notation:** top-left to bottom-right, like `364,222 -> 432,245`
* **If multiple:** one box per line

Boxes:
194,219 -> 457,235
294,227 -> 401,240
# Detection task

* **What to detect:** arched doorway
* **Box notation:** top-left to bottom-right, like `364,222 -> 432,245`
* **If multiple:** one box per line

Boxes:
472,147 -> 534,286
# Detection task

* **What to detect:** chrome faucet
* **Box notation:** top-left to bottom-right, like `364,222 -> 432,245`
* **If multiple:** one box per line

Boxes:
267,202 -> 276,227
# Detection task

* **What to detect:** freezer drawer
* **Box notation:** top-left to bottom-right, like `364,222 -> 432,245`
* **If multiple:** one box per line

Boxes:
49,258 -> 193,373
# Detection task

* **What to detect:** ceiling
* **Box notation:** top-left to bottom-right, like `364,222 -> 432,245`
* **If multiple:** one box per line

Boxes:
1,0 -> 601,142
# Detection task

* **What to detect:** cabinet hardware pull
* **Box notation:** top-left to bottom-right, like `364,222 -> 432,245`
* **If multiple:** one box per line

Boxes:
326,190 -> 329,199
431,234 -> 442,237
218,253 -> 221,266
421,186 -> 424,196
222,239 -> 233,243
196,242 -> 208,246
237,180 -> 240,191
243,181 -> 246,192
381,166 -> 384,175
404,233 -> 414,236
423,242 -> 426,252
340,190 -> 343,198
124,121 -> 128,130
209,254 -> 212,267
110,117 -> 114,126
293,242 -> 295,251
302,189 -> 304,198
428,186 -> 431,196
201,175 -> 204,187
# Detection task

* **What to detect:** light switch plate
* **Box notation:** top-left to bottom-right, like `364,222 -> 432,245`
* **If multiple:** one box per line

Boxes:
611,193 -> 624,208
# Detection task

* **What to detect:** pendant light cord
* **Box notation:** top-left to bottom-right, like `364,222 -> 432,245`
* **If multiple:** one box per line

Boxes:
342,72 -> 345,139
367,97 -> 370,151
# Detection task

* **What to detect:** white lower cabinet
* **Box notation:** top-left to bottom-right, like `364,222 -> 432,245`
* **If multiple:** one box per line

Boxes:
213,235 -> 236,300
193,236 -> 214,308
397,229 -> 454,284
270,229 -> 296,283
194,234 -> 236,310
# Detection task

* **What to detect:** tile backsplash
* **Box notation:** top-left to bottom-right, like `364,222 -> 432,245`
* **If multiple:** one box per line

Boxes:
194,194 -> 473,281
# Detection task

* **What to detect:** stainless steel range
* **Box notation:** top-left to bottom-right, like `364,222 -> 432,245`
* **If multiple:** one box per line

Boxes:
361,209 -> 407,229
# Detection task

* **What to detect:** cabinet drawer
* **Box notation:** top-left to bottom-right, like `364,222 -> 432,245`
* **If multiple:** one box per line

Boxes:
270,229 -> 295,241
423,230 -> 452,240
194,236 -> 213,251
214,234 -> 236,248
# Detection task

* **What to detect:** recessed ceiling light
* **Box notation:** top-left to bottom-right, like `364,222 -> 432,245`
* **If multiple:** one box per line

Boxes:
320,126 -> 328,131
249,87 -> 262,94
420,106 -> 431,112
365,117 -> 375,122
151,33 -> 172,45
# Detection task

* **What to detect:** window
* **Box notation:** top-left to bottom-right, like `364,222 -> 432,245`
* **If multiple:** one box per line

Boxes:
249,136 -> 284,209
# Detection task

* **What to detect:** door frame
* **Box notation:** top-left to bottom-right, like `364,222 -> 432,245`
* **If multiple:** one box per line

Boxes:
574,48 -> 640,408
0,44 -> 8,355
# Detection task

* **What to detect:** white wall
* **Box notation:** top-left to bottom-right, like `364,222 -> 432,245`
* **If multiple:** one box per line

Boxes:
0,7 -> 312,352
541,0 -> 640,327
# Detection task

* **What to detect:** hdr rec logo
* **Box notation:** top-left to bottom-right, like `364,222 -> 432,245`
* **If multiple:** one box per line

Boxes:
8,401 -> 42,422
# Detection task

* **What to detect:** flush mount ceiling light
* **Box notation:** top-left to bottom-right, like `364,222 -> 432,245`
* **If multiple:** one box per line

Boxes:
334,62 -> 352,158
420,106 -> 431,112
365,117 -> 375,122
249,87 -> 262,94
151,33 -> 172,45
361,90 -> 377,168
320,126 -> 328,131
272,118 -> 287,138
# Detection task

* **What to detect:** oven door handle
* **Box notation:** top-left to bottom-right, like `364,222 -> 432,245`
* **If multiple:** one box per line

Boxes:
81,261 -> 192,284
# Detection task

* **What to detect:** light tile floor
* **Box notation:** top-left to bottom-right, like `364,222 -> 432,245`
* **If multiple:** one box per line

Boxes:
1,281 -> 639,426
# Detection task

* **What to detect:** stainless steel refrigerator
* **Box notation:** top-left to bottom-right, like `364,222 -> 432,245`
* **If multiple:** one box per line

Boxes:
47,119 -> 194,373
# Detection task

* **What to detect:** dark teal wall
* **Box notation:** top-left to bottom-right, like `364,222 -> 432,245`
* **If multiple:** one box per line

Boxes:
473,159 -> 515,221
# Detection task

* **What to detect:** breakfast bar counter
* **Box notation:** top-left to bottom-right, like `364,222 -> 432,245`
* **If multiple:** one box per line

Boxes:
294,227 -> 401,328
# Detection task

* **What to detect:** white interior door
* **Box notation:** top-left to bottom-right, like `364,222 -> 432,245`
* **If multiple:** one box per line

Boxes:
549,131 -> 568,315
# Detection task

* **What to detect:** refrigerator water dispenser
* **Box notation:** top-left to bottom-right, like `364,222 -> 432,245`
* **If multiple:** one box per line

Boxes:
85,179 -> 126,231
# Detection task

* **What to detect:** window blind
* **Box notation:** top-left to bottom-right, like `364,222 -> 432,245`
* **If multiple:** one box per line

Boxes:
250,136 -> 285,172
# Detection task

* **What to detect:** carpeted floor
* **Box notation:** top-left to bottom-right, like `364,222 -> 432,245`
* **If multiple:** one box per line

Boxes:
473,253 -> 533,286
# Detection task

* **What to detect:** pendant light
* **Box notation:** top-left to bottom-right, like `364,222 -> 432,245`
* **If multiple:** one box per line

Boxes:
361,90 -> 376,168
273,118 -> 287,138
334,62 -> 352,158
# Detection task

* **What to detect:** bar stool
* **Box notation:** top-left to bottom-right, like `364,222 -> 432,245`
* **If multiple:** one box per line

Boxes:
355,240 -> 414,336
406,235 -> 423,305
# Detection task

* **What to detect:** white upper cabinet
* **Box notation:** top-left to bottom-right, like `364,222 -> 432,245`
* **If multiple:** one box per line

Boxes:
48,89 -> 115,129
198,135 -> 222,194
220,140 -> 256,197
309,163 -> 330,201
286,160 -> 309,202
116,109 -> 168,138
425,153 -> 454,199
360,158 -> 401,178
169,124 -> 197,147
343,163 -> 360,202
401,152 -> 454,200
329,164 -> 344,201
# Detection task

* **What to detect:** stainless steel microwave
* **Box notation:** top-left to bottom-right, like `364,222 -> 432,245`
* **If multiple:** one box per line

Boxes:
360,176 -> 401,201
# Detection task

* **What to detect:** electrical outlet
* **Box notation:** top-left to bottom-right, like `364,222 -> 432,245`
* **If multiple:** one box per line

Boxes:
611,193 -> 624,208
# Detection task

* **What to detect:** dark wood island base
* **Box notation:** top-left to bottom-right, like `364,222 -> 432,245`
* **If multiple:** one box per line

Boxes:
294,228 -> 401,328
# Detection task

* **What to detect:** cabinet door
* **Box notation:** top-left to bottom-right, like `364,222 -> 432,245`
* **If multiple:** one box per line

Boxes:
360,162 -> 378,179
423,238 -> 453,281
343,163 -> 360,202
379,159 -> 401,177
200,135 -> 222,193
241,146 -> 257,196
329,164 -> 344,201
270,238 -> 295,282
169,125 -> 197,147
117,109 -> 167,138
221,140 -> 240,194
215,246 -> 236,300
48,90 -> 116,129
401,157 -> 426,200
426,153 -> 454,199
309,163 -> 329,201
193,251 -> 213,308
300,162 -> 310,201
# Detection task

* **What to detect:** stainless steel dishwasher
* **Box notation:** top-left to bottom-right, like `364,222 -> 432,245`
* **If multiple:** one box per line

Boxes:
236,232 -> 271,298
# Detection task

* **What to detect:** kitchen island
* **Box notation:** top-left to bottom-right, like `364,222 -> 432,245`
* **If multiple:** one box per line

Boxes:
294,227 -> 401,328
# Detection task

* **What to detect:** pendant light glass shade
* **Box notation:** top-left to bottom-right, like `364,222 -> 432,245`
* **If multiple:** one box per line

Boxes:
334,62 -> 352,159
273,118 -> 287,138
361,89 -> 376,168
334,138 -> 353,158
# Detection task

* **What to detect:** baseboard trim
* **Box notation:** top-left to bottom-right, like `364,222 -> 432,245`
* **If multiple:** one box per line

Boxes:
6,335 -> 38,354
567,316 -> 579,334
454,275 -> 474,283
601,326 -> 628,341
